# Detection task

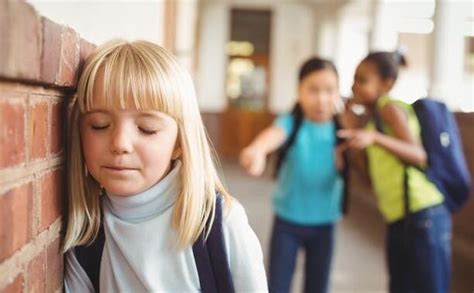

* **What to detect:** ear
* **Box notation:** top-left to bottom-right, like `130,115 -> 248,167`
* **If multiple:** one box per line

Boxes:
171,140 -> 182,160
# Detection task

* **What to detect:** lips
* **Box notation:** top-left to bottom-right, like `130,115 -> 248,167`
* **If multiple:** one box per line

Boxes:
103,165 -> 137,171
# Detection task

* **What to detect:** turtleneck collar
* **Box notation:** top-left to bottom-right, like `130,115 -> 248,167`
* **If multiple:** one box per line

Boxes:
104,160 -> 182,222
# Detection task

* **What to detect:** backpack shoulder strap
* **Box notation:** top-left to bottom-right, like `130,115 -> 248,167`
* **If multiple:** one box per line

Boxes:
371,100 -> 411,218
334,114 -> 350,215
75,222 -> 105,293
192,193 -> 235,293
206,194 -> 235,292
274,103 -> 304,178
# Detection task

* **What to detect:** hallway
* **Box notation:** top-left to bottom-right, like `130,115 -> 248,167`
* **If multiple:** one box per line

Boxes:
219,160 -> 472,293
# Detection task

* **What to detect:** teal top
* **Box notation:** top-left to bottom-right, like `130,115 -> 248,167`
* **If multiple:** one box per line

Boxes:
272,114 -> 343,225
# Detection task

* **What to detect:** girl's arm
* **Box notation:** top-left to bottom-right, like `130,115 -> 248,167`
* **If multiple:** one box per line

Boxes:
239,125 -> 286,177
338,103 -> 427,168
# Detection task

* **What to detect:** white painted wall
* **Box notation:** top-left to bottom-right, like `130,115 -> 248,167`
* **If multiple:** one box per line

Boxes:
315,12 -> 340,61
175,0 -> 199,72
429,0 -> 472,110
269,2 -> 316,113
28,0 -> 165,45
369,0 -> 399,51
195,1 -> 229,112
391,33 -> 431,104
330,2 -> 370,98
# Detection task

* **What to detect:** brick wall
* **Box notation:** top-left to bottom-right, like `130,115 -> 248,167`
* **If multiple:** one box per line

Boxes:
0,1 -> 95,292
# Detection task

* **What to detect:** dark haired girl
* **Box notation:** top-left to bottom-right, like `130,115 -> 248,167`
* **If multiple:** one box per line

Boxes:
339,51 -> 451,293
240,57 -> 344,293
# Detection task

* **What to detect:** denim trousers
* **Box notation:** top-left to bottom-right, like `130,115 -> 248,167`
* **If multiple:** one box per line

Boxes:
268,216 -> 335,293
386,204 -> 452,293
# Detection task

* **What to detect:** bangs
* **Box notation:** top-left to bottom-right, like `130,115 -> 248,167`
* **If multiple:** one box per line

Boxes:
79,42 -> 180,118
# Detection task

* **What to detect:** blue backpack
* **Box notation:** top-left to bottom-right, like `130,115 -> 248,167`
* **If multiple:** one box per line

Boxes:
375,98 -> 471,212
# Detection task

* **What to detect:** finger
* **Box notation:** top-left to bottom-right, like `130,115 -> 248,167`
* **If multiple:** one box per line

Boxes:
337,129 -> 354,138
249,163 -> 263,177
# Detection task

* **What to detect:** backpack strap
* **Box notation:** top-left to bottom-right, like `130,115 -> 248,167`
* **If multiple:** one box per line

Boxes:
193,194 -> 235,293
274,103 -> 304,178
373,108 -> 411,219
334,114 -> 350,215
75,223 -> 105,293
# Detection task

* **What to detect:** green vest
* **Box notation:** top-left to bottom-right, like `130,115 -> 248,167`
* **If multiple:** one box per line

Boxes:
366,96 -> 443,223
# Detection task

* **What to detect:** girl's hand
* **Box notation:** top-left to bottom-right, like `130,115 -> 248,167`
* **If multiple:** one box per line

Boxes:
337,129 -> 377,150
239,146 -> 267,177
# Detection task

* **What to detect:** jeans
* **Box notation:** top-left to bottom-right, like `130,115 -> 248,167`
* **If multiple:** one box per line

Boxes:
268,216 -> 335,293
386,204 -> 452,293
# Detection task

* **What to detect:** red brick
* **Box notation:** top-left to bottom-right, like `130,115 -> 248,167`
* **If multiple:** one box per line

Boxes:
50,101 -> 64,155
0,100 -> 25,168
39,170 -> 63,232
0,183 -> 33,262
57,27 -> 80,87
2,274 -> 24,293
0,1 -> 41,81
27,251 -> 46,292
46,237 -> 63,293
79,38 -> 97,72
28,100 -> 49,160
40,17 -> 63,85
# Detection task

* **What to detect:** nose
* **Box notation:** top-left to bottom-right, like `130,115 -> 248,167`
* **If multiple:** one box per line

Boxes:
314,94 -> 327,110
110,125 -> 133,155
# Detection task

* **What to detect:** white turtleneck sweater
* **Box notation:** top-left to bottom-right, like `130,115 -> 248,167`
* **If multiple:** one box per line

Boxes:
64,161 -> 268,292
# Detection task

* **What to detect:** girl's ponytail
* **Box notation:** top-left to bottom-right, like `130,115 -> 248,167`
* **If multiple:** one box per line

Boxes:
393,47 -> 408,67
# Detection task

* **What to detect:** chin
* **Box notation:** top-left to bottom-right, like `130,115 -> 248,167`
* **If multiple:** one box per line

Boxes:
353,95 -> 373,106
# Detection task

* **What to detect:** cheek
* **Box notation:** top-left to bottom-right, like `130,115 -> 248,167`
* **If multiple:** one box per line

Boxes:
81,132 -> 97,162
81,131 -> 103,166
359,84 -> 373,95
324,98 -> 335,109
138,133 -> 178,166
299,93 -> 315,108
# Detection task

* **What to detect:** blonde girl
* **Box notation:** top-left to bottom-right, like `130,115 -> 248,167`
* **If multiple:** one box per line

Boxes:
63,39 -> 267,292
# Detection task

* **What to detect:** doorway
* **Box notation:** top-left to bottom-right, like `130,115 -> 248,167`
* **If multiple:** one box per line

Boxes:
220,8 -> 274,159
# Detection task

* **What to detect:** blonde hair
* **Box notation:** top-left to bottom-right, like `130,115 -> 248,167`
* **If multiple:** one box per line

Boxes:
64,39 -> 231,252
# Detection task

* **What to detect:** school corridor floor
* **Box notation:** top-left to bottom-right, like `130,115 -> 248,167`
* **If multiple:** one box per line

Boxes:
219,160 -> 473,293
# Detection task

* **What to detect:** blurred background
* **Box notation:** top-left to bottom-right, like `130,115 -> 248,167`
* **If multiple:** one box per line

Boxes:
30,0 -> 474,156
1,0 -> 473,292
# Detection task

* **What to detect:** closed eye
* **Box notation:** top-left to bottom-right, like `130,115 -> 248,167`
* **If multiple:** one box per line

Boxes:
139,127 -> 157,135
91,125 -> 109,130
